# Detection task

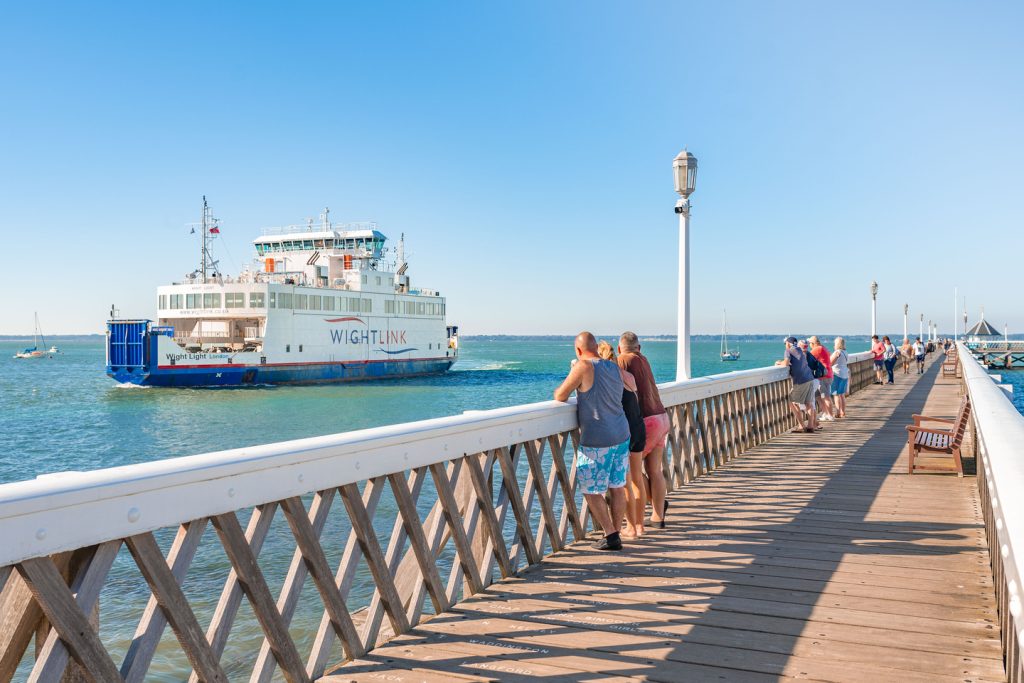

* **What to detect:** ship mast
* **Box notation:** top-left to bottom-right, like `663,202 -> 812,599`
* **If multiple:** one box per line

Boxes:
199,196 -> 209,283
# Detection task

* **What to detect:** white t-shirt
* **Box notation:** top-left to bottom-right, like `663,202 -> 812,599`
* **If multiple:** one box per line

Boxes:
831,350 -> 849,379
913,341 -> 924,355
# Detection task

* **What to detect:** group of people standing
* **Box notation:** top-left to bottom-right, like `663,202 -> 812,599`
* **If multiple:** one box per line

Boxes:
775,336 -> 852,433
869,335 -> 927,384
554,331 -> 670,551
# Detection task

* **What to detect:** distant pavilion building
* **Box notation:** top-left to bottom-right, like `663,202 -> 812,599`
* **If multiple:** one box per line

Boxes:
966,308 -> 1001,346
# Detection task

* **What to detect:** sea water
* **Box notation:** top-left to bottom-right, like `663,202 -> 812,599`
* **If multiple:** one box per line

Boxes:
1,335 -> 876,679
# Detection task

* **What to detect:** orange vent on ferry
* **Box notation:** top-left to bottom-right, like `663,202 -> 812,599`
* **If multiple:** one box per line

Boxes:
343,254 -> 353,270
265,258 -> 275,273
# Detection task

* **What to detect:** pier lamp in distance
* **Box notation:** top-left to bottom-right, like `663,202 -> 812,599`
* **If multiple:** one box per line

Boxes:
673,149 -> 697,381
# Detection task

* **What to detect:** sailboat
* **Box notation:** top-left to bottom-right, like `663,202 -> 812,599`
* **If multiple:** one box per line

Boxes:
13,313 -> 54,359
721,310 -> 740,361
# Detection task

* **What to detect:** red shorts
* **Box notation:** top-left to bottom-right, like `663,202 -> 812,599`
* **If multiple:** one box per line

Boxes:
642,413 -> 670,455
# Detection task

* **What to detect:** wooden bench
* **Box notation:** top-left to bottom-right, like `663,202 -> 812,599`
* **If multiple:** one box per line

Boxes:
906,395 -> 970,477
941,351 -> 959,378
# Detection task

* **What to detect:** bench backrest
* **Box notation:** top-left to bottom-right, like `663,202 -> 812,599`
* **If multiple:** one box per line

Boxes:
950,396 -> 971,448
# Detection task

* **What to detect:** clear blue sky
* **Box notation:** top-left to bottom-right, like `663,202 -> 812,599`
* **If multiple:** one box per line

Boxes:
2,2 -> 1021,336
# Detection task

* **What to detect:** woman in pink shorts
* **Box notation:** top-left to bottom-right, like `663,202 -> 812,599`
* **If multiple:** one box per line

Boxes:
618,332 -> 671,530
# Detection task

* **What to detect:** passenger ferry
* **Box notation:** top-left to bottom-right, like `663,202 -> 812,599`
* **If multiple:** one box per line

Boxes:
106,200 -> 458,386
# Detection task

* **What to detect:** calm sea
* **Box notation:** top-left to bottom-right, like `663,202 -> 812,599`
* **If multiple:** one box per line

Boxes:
0,333 -> 892,679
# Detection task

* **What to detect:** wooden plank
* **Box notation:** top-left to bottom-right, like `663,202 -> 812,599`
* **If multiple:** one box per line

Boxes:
463,453 -> 513,579
306,478 -> 385,680
0,552 -> 82,683
16,557 -> 121,682
495,445 -> 541,567
427,463 -> 484,596
251,493 -> 335,683
388,471 -> 449,615
122,520 -> 206,683
210,511 -> 310,683
547,433 -> 585,543
191,502 -> 276,683
278,495 -> 364,659
124,533 -> 228,682
29,542 -> 120,683
338,483 -> 411,638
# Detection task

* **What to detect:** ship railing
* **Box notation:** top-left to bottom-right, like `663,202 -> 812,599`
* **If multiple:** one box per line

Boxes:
0,352 -> 874,681
259,222 -> 380,236
957,343 -> 1024,680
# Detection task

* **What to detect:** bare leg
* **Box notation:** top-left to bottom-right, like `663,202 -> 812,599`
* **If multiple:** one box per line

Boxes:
624,452 -> 646,536
645,448 -> 667,525
584,492 -> 615,536
837,393 -> 847,417
806,401 -> 819,430
789,403 -> 807,431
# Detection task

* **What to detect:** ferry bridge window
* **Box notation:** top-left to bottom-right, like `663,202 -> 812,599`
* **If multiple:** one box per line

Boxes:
375,276 -> 381,286
159,295 -> 167,309
278,293 -> 293,309
269,292 -> 276,308
361,298 -> 372,313
347,298 -> 360,313
385,300 -> 395,314
296,294 -> 308,310
203,293 -> 221,308
325,238 -> 334,248
256,244 -> 265,256
249,292 -> 266,308
170,294 -> 184,309
314,239 -> 325,249
225,293 -> 245,308
323,296 -> 334,311
417,302 -> 425,315
404,301 -> 416,315
310,295 -> 321,310
186,294 -> 199,309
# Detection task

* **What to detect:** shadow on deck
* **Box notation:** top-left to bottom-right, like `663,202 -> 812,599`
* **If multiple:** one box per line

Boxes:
328,358 -> 1003,682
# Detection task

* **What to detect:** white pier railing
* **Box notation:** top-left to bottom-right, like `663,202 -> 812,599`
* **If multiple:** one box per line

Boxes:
0,353 -> 874,682
958,343 -> 1024,681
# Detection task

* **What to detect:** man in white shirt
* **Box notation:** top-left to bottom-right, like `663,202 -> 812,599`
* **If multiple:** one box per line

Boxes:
913,337 -> 925,374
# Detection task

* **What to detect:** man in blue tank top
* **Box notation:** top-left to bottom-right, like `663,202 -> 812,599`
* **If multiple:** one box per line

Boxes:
554,331 -> 631,550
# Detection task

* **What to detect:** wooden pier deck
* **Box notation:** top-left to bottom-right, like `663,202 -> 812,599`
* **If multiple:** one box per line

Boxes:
329,360 -> 1003,682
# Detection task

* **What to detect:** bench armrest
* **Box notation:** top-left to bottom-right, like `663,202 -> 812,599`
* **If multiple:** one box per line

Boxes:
906,425 -> 952,436
911,414 -> 955,426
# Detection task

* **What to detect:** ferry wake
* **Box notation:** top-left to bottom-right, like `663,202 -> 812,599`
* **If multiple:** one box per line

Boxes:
106,199 -> 458,386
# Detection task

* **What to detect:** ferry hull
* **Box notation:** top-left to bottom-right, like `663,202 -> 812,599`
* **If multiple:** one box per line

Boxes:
109,358 -> 456,387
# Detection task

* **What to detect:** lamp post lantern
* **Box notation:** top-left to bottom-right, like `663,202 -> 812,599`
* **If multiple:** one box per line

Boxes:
903,303 -> 909,341
870,281 -> 878,337
673,149 -> 697,381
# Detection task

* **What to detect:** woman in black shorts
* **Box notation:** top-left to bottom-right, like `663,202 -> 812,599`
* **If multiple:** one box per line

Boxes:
598,341 -> 646,538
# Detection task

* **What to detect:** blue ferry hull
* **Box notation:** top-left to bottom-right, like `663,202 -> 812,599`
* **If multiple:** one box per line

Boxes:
108,358 -> 456,387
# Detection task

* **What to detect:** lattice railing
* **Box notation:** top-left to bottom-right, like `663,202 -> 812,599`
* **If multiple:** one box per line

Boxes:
0,353 -> 873,681
958,344 -> 1024,682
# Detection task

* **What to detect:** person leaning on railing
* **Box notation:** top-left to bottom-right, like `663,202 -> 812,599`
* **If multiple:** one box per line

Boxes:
554,331 -> 630,551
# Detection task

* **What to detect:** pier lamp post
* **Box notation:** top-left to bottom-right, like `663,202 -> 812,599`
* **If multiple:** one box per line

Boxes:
903,304 -> 909,341
919,313 -> 924,341
673,149 -> 697,381
870,281 -> 878,337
